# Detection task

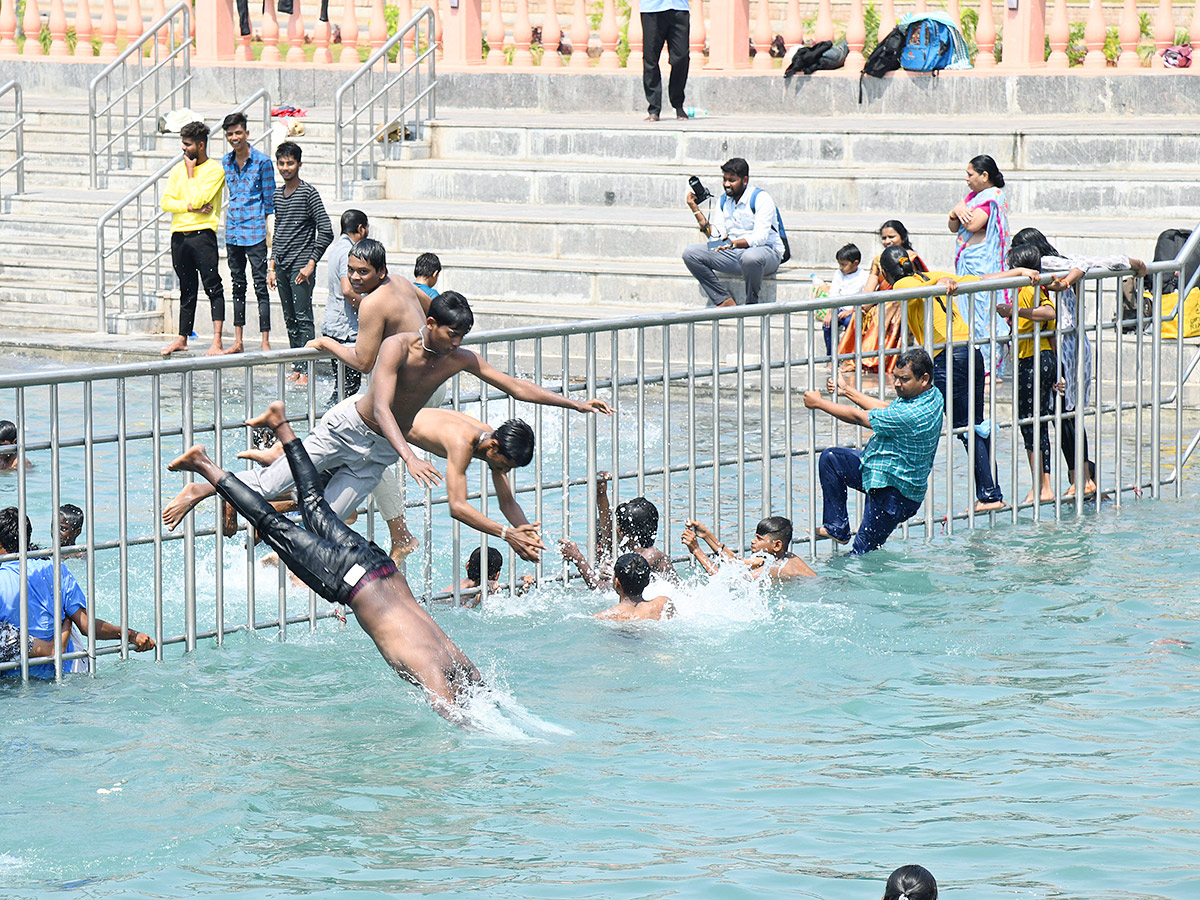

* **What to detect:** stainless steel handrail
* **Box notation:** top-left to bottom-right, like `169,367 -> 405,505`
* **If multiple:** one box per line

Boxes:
0,79 -> 25,201
95,91 -> 273,333
88,1 -> 191,190
333,6 -> 437,200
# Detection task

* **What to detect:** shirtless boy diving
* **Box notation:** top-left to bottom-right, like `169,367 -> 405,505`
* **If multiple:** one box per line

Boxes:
163,293 -> 613,558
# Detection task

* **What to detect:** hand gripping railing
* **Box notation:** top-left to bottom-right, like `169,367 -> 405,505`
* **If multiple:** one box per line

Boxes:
0,80 -> 25,203
333,6 -> 437,201
88,1 -> 192,191
95,91 -> 272,334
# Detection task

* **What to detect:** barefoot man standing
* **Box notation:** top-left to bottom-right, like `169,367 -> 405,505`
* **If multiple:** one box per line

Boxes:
168,403 -> 482,714
163,292 -> 613,563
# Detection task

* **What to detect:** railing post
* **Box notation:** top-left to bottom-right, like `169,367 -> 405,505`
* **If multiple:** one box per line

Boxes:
689,0 -> 706,69
543,0 -> 563,67
74,0 -> 94,57
975,0 -> 997,69
195,0 -> 237,61
1117,0 -> 1140,69
598,0 -> 620,69
706,0 -> 750,70
627,0 -> 643,70
999,0 -> 1045,69
0,0 -> 16,55
340,0 -> 359,64
442,0 -> 484,67
485,0 -> 506,65
1082,0 -> 1107,69
845,0 -> 866,72
22,0 -> 43,56
1046,0 -> 1069,68
99,0 -> 119,58
1152,0 -> 1173,68
752,0 -> 772,70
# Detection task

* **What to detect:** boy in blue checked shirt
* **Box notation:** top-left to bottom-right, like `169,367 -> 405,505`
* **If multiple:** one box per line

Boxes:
222,112 -> 276,354
805,348 -> 943,555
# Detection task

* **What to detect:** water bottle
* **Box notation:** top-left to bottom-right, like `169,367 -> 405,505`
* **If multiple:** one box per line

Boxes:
810,272 -> 828,299
683,106 -> 708,118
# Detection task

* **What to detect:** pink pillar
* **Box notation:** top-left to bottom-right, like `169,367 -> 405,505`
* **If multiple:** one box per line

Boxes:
569,0 -> 589,67
627,0 -> 643,70
277,8 -> 293,58
441,0 -> 484,67
1192,0 -> 1200,51
689,0 -> 706,68
975,0 -> 996,69
47,0 -> 68,55
814,0 -> 833,42
0,0 -> 18,55
399,0 -> 414,52
783,0 -> 803,51
195,0 -> 237,61
1152,0 -> 1173,68
947,0 -> 961,27
844,0 -> 865,71
98,0 -> 117,58
542,0 -> 563,67
915,0 -> 926,11
752,0 -> 771,68
286,9 -> 306,62
1000,0 -> 1044,68
314,15 -> 332,63
22,0 -> 43,55
1082,0 -> 1107,69
435,4 -> 443,60
706,0 -> 749,69
512,0 -> 533,65
485,0 -> 505,65
261,1 -> 281,61
124,0 -> 142,45
151,0 -> 166,47
879,0 -> 895,38
1116,0 -> 1140,68
1046,0 -> 1069,68
340,0 -> 359,64
598,0 -> 619,68
73,0 -> 93,57
370,0 -> 387,53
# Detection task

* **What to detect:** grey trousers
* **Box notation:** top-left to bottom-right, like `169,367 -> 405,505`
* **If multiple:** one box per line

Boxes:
682,243 -> 782,305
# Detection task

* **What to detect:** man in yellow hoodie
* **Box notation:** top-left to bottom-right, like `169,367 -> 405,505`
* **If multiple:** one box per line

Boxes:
161,121 -> 227,357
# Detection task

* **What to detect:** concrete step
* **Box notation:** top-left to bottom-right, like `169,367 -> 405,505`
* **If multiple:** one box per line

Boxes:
381,158 -> 1200,220
428,111 -> 1200,173
0,299 -> 162,334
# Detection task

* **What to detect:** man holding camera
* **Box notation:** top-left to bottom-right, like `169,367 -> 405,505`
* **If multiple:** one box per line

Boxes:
683,158 -> 786,308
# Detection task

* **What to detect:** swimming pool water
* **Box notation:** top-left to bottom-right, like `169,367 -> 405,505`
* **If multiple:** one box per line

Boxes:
3,500 -> 1200,900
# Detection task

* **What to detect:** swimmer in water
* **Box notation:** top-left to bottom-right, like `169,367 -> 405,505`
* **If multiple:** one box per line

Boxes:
560,479 -> 677,587
682,516 -> 815,580
167,401 -> 482,716
594,553 -> 674,621
881,865 -> 937,900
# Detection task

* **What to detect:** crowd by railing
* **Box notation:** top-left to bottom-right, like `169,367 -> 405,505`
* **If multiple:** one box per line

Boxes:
0,0 -> 1198,73
0,256 -> 1195,680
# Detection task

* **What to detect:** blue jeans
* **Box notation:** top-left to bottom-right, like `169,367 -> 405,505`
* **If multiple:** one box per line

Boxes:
824,312 -> 853,355
819,447 -> 923,555
934,346 -> 1003,504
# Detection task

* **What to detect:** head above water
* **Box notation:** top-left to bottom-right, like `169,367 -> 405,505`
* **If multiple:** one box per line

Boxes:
892,348 -> 934,399
0,506 -> 37,553
615,497 -> 659,548
613,552 -> 651,600
882,864 -> 937,900
751,516 -> 793,558
1011,227 -> 1061,259
0,419 -> 15,459
466,546 -> 503,584
58,503 -> 84,546
879,245 -> 917,284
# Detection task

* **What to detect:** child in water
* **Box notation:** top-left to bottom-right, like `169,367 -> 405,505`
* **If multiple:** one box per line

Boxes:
681,515 -> 815,580
594,554 -> 674,621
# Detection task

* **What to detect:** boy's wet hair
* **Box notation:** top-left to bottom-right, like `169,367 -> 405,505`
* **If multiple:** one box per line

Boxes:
467,546 -> 503,584
755,516 -> 792,549
349,237 -> 387,272
615,497 -> 658,548
493,419 -> 534,467
59,504 -> 84,532
0,507 -> 37,552
414,252 -> 441,278
429,291 -> 474,332
613,552 -> 651,599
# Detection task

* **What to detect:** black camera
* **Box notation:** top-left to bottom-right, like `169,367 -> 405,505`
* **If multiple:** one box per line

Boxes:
688,175 -> 711,204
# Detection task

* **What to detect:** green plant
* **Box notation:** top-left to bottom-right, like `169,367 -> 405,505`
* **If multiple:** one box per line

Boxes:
862,1 -> 880,56
1066,20 -> 1085,66
1141,13 -> 1153,39
1103,25 -> 1120,63
1176,26 -> 1191,46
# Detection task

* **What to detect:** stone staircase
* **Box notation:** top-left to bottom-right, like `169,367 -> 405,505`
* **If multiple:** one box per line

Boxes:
0,99 -> 1198,350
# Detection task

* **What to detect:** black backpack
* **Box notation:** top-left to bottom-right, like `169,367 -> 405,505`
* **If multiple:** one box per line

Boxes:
784,40 -> 833,78
859,26 -> 906,102
1153,227 -> 1200,295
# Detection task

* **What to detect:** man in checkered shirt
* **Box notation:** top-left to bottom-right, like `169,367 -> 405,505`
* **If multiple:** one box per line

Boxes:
805,348 -> 943,555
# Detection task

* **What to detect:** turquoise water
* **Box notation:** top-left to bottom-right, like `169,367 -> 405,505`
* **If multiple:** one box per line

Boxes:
3,357 -> 1200,898
3,503 -> 1200,899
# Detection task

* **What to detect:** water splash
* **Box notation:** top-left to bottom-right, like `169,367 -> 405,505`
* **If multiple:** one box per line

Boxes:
654,556 -> 774,625
453,671 -> 574,741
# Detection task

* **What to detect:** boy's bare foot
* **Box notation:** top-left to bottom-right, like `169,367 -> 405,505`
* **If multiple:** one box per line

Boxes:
161,336 -> 188,357
205,340 -> 224,356
167,444 -> 212,475
716,298 -> 737,308
236,445 -> 283,466
1063,480 -> 1097,499
286,371 -> 302,384
815,526 -> 851,545
222,500 -> 238,537
246,401 -> 288,431
390,536 -> 419,565
291,373 -> 309,387
260,336 -> 272,352
1022,488 -> 1056,505
974,499 -> 1007,513
223,342 -> 244,355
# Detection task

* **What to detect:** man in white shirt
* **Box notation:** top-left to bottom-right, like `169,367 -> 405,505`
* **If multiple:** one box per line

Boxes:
683,158 -> 786,307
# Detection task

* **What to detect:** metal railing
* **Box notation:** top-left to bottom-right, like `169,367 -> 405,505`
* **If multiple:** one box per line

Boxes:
88,1 -> 191,191
333,5 -> 437,201
95,91 -> 272,334
1,257 -> 1198,679
0,79 -> 25,203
